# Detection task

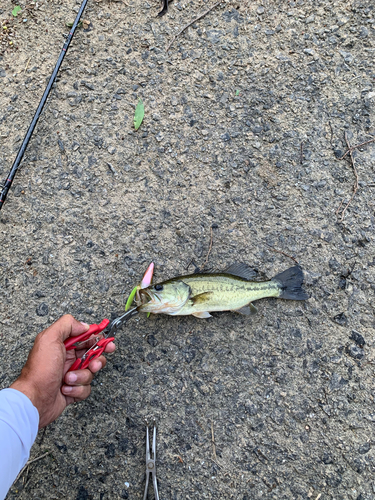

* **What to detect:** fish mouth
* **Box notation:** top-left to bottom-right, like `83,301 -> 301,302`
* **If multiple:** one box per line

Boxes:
137,288 -> 160,306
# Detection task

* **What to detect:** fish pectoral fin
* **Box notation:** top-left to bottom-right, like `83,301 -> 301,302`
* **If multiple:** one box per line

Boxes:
192,311 -> 212,319
226,263 -> 258,281
190,292 -> 213,305
232,303 -> 258,316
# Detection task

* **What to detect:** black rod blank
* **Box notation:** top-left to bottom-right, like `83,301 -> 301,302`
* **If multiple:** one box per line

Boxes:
0,0 -> 89,211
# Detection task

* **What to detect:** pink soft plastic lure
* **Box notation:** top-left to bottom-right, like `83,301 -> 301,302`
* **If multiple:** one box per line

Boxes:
125,263 -> 154,312
140,262 -> 154,289
137,263 -> 154,317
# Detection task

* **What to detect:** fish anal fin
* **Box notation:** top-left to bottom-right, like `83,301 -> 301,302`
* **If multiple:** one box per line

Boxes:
232,303 -> 258,316
191,292 -> 213,305
192,311 -> 212,319
249,303 -> 258,314
226,263 -> 258,281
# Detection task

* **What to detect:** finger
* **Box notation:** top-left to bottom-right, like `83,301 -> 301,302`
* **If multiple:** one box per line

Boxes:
61,384 -> 91,401
86,343 -> 115,372
64,369 -> 94,387
88,355 -> 107,374
46,314 -> 89,342
104,341 -> 116,354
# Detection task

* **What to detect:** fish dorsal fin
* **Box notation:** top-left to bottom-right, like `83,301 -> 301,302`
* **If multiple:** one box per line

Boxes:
232,303 -> 258,316
192,311 -> 212,319
190,291 -> 213,305
225,263 -> 258,281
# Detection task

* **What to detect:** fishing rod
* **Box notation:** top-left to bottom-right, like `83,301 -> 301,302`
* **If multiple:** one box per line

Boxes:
0,0 -> 90,211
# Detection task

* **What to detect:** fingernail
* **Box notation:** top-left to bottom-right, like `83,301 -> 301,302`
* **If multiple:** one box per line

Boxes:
80,322 -> 89,328
96,361 -> 102,370
67,373 -> 77,383
62,386 -> 72,393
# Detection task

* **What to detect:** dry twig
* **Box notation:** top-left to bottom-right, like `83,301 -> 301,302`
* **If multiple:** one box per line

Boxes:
24,56 -> 32,74
335,198 -> 344,217
168,453 -> 184,463
265,243 -> 299,264
201,227 -> 214,271
14,451 -> 50,485
328,121 -> 334,147
338,136 -> 375,160
207,456 -> 222,469
211,421 -> 217,461
166,1 -> 223,52
337,132 -> 359,221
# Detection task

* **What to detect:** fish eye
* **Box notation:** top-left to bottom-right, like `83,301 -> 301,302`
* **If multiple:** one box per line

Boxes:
154,284 -> 163,291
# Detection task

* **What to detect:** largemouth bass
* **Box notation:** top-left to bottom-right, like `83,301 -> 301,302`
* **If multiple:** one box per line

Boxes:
136,264 -> 308,319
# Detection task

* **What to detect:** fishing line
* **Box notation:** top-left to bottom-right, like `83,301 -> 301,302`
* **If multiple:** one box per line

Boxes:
0,0 -> 90,211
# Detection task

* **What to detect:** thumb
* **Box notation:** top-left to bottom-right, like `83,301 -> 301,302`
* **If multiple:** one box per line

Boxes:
52,314 -> 89,342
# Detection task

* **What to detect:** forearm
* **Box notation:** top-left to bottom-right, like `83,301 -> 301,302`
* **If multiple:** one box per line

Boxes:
0,389 -> 39,500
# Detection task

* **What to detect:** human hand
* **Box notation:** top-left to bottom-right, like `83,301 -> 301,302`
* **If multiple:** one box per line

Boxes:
10,314 -> 115,428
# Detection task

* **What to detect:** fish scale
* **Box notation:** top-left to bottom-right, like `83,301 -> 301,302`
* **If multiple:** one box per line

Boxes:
179,274 -> 281,315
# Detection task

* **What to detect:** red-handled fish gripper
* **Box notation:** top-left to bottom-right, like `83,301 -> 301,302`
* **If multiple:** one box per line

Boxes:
64,319 -> 110,351
68,337 -> 115,371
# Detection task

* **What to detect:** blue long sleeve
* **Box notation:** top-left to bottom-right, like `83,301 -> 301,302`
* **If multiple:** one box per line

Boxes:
0,388 -> 39,500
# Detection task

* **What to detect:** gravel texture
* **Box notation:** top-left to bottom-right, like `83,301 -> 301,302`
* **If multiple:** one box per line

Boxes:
1,0 -> 375,498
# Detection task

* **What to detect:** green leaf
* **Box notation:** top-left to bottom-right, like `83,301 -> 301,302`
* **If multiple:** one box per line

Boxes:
12,5 -> 22,16
65,20 -> 82,28
134,99 -> 144,131
235,89 -> 240,96
125,286 -> 138,311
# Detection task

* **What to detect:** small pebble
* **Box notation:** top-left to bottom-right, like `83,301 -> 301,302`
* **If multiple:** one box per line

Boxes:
345,345 -> 364,360
350,331 -> 365,347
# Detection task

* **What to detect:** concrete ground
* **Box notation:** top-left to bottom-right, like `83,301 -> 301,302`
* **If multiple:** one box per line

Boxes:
1,0 -> 375,498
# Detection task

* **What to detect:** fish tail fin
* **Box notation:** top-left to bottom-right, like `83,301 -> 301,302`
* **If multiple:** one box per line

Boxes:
272,266 -> 309,300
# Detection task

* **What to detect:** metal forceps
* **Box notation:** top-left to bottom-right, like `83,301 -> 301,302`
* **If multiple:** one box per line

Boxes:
143,420 -> 159,500
105,307 -> 139,340
64,307 -> 139,372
